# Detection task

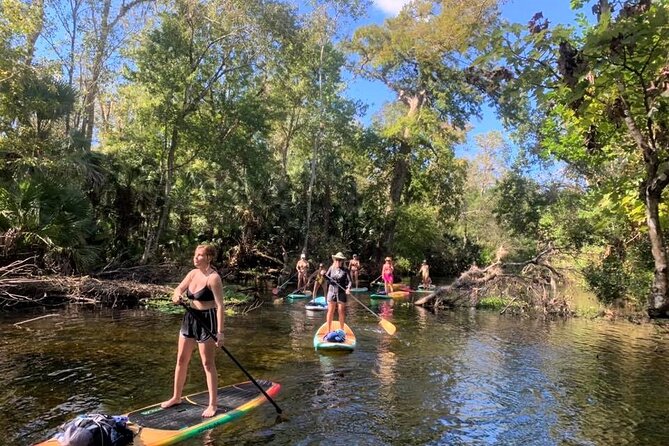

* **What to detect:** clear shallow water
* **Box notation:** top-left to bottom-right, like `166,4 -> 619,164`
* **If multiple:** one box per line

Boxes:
2,296 -> 669,445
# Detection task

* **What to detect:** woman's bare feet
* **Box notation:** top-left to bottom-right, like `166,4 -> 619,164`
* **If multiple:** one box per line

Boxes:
160,397 -> 182,409
202,405 -> 217,417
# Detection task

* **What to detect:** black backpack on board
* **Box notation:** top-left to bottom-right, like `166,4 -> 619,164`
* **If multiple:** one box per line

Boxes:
55,413 -> 134,446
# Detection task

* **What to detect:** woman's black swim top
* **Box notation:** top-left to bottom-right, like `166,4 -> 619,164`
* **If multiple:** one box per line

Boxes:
186,286 -> 214,301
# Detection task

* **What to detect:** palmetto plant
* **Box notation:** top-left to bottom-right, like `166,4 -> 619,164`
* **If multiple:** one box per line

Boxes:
0,178 -> 97,273
0,45 -> 101,273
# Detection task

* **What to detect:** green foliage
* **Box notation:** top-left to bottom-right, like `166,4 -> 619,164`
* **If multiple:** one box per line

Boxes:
391,256 -> 411,276
347,0 -> 502,255
0,30 -> 100,272
0,176 -> 97,272
493,171 -> 547,239
222,287 -> 254,305
9,0 -> 651,300
393,203 -> 441,263
433,232 -> 482,277
538,189 -> 596,250
583,254 -> 626,304
475,1 -> 669,310
144,299 -> 184,314
583,236 -> 654,306
477,296 -> 509,310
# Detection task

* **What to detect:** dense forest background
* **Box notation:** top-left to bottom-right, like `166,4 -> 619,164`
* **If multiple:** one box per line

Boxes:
1,0 -> 668,316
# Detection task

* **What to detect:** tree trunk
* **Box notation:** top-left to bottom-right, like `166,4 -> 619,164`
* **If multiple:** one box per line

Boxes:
280,109 -> 299,177
80,0 -> 150,150
381,140 -> 411,253
645,183 -> 669,317
380,90 -> 425,254
303,42 -> 326,254
303,128 -> 319,254
64,0 -> 84,135
141,125 -> 178,264
81,0 -> 112,151
617,80 -> 669,317
24,0 -> 45,66
323,182 -> 331,237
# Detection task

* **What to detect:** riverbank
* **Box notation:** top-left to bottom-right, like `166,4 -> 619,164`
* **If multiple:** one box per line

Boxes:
0,274 -> 172,307
0,262 -> 654,324
0,262 -> 264,309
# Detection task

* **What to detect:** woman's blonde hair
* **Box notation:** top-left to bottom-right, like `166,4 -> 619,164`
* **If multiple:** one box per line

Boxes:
196,244 -> 217,260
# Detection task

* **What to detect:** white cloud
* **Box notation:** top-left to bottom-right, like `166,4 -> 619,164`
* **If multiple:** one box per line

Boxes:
373,0 -> 412,16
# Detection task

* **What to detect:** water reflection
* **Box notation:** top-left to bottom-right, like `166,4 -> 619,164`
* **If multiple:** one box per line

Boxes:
4,300 -> 669,445
373,335 -> 397,416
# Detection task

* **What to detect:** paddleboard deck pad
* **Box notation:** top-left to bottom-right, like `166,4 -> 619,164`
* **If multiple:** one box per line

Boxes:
313,321 -> 356,351
369,293 -> 391,299
36,380 -> 280,446
306,296 -> 327,310
287,293 -> 310,299
388,290 -> 410,299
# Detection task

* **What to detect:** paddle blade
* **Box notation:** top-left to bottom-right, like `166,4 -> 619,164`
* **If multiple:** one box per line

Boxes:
378,318 -> 396,335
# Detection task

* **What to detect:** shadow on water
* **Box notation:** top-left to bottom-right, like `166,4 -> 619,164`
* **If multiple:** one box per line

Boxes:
2,293 -> 669,445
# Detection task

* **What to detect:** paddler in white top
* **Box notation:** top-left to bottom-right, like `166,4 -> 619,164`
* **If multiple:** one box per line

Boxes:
296,253 -> 309,292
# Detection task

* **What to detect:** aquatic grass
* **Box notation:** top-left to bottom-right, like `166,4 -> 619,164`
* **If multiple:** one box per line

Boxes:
477,296 -> 517,311
574,306 -> 602,319
145,287 -> 254,314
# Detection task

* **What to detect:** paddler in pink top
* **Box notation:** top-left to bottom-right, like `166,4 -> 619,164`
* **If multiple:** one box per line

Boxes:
382,256 -> 394,294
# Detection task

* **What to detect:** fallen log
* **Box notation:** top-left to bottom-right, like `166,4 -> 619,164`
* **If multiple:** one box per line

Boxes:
415,246 -> 571,316
1,275 -> 172,307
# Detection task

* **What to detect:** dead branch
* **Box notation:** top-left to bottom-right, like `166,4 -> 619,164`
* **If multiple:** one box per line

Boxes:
238,298 -> 264,315
14,314 -> 59,327
250,248 -> 284,266
500,297 -> 518,315
415,246 -> 571,316
0,257 -> 39,278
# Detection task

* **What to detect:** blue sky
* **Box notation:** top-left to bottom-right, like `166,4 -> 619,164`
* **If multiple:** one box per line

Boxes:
344,0 -> 584,146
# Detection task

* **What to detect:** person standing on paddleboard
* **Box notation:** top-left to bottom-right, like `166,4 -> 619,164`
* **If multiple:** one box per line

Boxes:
312,263 -> 327,298
419,260 -> 432,288
382,256 -> 394,294
325,252 -> 351,337
162,244 -> 226,418
296,253 -> 310,291
348,254 -> 361,289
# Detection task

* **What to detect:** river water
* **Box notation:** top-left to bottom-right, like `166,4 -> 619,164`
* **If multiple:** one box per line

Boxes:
2,294 -> 669,445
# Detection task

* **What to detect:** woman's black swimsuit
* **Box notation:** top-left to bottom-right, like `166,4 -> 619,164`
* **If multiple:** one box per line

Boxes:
187,286 -> 214,301
180,286 -> 217,342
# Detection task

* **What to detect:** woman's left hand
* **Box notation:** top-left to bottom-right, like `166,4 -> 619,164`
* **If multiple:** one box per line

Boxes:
215,333 -> 224,347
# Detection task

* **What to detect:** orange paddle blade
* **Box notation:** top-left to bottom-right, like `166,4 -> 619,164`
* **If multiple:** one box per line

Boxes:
378,318 -> 396,335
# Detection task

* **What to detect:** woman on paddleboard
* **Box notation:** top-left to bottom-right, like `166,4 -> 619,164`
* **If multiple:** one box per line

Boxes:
163,244 -> 226,418
382,256 -> 394,294
296,253 -> 310,291
348,254 -> 361,289
312,263 -> 327,297
325,252 -> 351,337
419,260 -> 432,288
